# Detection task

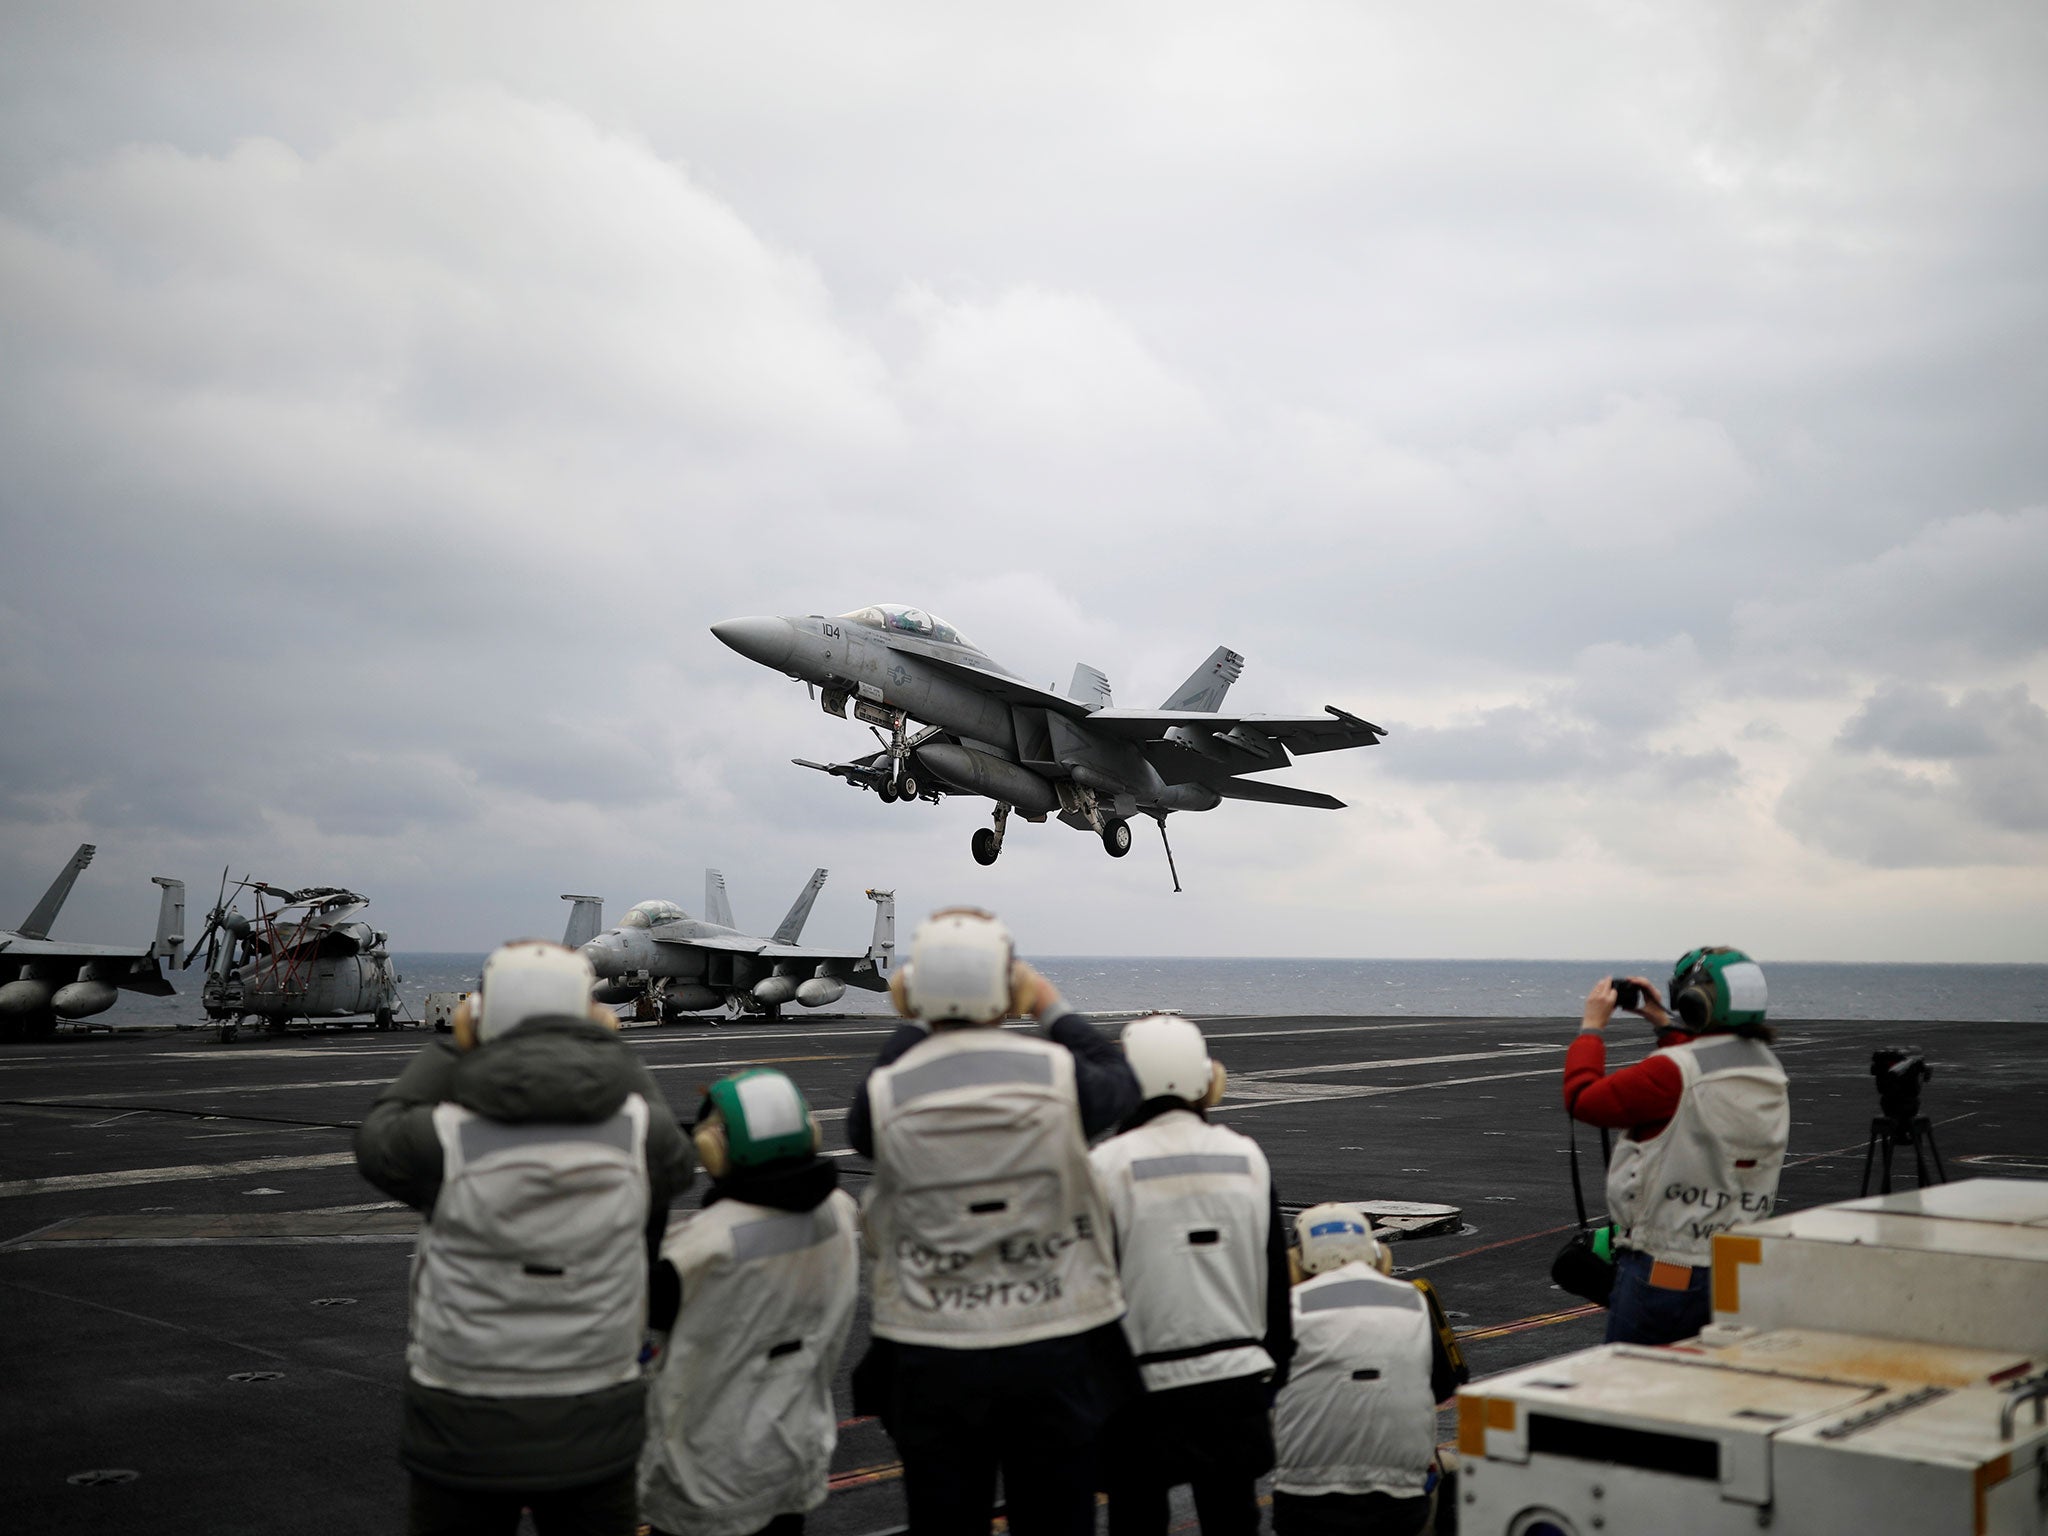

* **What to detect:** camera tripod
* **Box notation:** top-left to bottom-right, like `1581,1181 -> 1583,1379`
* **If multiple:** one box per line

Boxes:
1860,1111 -> 1948,1197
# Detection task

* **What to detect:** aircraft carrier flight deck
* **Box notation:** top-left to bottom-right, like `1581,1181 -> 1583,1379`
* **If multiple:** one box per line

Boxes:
3,1011 -> 2042,1535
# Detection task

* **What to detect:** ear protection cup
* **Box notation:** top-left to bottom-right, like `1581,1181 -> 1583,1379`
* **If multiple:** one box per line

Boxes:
1201,1061 -> 1228,1109
888,965 -> 914,1019
1674,984 -> 1712,1029
451,995 -> 480,1051
587,1002 -> 621,1031
693,1116 -> 730,1180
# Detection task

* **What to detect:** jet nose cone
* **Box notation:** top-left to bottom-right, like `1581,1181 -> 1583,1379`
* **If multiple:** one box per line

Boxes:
711,615 -> 798,670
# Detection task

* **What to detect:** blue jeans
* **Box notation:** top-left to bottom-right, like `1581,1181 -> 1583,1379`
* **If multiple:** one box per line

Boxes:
1605,1249 -> 1710,1346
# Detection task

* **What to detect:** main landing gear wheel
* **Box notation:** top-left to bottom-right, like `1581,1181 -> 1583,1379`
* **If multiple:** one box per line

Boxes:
898,772 -> 921,801
877,781 -> 898,803
1101,818 -> 1133,858
971,827 -> 1001,866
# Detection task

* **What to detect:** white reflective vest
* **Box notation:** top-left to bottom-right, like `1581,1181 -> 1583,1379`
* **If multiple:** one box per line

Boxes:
1091,1110 -> 1274,1393
409,1094 -> 651,1398
1605,1034 -> 1789,1267
1273,1263 -> 1437,1500
864,1028 -> 1123,1348
639,1190 -> 861,1536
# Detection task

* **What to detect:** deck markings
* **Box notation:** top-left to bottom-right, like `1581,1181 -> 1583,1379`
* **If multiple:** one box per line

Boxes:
0,1150 -> 358,1198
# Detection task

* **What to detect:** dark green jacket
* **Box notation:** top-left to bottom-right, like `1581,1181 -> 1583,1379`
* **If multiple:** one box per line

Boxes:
355,1015 -> 692,1490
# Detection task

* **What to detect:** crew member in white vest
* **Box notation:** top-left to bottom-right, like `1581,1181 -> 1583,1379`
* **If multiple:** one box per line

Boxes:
356,940 -> 691,1536
1090,1014 -> 1293,1536
639,1068 -> 859,1536
1564,946 -> 1789,1345
1272,1205 -> 1456,1536
847,907 -> 1141,1536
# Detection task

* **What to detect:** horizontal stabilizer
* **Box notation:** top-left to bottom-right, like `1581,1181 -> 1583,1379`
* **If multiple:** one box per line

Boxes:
20,844 -> 95,939
1162,647 -> 1244,713
1212,778 -> 1346,810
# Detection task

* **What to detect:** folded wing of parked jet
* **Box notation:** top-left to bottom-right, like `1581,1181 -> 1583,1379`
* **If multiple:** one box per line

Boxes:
0,844 -> 185,1038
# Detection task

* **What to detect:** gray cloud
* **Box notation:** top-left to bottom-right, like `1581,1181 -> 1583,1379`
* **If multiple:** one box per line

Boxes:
1,4 -> 2045,960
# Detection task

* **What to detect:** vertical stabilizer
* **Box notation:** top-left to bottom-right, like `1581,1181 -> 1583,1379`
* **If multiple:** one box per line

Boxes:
772,869 -> 828,945
1068,664 -> 1113,711
866,888 -> 896,972
151,876 -> 186,969
560,894 -> 604,949
704,870 -> 735,930
19,844 -> 95,938
1161,647 -> 1244,712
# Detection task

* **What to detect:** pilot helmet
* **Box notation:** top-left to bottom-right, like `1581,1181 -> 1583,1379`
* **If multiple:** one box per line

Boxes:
1122,1014 -> 1227,1108
1295,1202 -> 1391,1277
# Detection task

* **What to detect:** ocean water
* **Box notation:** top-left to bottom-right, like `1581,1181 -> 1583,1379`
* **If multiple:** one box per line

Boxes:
87,954 -> 2032,1029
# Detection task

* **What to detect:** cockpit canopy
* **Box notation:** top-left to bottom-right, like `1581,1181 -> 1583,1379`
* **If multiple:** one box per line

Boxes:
839,603 -> 979,653
619,900 -> 689,930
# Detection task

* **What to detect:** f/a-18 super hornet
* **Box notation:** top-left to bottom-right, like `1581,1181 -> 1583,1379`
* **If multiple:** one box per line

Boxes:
566,869 -> 894,1024
0,845 -> 184,1039
183,874 -> 401,1042
711,603 -> 1385,886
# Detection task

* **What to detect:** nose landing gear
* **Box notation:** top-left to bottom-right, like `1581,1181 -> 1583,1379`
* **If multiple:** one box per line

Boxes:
1100,818 -> 1132,858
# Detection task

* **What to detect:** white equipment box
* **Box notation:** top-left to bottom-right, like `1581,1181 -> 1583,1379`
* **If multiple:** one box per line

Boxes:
422,990 -> 471,1034
1456,1180 -> 2048,1534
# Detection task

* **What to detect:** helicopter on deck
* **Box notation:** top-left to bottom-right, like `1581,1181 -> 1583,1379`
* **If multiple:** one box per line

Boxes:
183,874 -> 401,1042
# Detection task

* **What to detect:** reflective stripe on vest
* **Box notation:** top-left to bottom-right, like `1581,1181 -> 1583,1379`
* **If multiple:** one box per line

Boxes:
888,1048 -> 1053,1107
1299,1279 -> 1426,1314
1131,1153 -> 1253,1180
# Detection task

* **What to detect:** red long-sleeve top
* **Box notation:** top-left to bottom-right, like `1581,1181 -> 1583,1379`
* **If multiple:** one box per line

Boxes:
1562,1028 -> 1694,1141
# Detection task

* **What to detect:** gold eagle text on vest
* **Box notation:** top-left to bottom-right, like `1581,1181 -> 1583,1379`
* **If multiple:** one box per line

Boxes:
863,1030 -> 1122,1348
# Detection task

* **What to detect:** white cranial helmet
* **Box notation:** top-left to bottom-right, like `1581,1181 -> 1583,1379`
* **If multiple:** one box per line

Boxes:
1121,1014 -> 1225,1106
905,907 -> 1015,1025
476,940 -> 596,1044
1296,1201 -> 1392,1277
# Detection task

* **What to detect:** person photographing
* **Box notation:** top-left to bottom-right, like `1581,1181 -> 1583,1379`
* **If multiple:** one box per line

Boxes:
848,906 -> 1139,1536
1564,946 -> 1789,1345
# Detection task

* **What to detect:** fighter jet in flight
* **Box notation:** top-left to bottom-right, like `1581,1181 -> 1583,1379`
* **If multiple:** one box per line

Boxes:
712,604 -> 1385,885
565,869 -> 894,1023
0,844 -> 184,1039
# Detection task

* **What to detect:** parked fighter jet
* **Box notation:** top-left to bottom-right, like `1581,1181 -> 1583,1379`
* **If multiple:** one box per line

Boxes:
183,874 -> 400,1042
0,845 -> 184,1039
566,869 -> 894,1023
712,604 -> 1385,885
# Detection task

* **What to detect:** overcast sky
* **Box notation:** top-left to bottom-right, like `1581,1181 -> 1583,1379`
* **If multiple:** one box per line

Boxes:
3,2 -> 2044,965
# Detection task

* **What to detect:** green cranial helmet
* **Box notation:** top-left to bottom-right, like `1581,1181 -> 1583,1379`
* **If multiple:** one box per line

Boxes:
1669,946 -> 1768,1032
704,1068 -> 819,1169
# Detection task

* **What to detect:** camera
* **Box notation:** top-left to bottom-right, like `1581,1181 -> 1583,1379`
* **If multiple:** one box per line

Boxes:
1610,977 -> 1644,1011
1870,1047 -> 1932,1125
